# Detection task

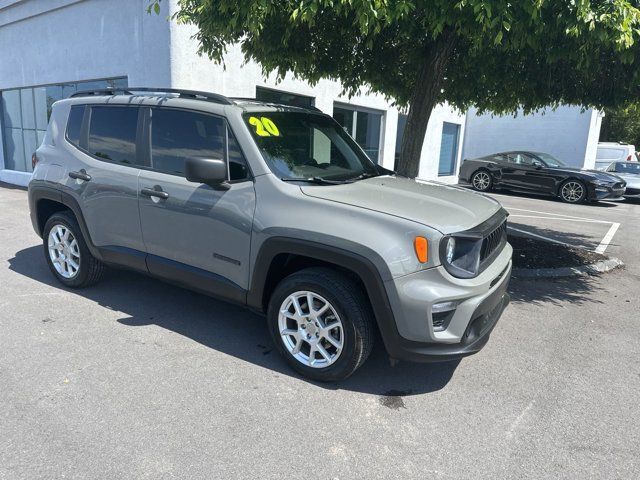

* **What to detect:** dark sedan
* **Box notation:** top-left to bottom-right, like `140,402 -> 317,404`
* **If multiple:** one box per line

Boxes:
459,151 -> 626,203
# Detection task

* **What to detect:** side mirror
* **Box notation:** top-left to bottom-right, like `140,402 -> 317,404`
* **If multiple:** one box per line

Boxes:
532,161 -> 543,169
184,157 -> 228,186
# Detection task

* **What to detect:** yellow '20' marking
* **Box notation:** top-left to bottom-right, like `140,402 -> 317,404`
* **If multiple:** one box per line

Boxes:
249,116 -> 280,137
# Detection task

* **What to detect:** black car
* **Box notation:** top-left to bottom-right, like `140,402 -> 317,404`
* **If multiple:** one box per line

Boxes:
459,151 -> 626,203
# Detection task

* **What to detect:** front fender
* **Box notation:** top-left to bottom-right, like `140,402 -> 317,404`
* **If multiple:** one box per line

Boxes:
246,234 -> 402,355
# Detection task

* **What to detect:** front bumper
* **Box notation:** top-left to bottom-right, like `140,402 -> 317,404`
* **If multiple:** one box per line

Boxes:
588,182 -> 626,200
380,244 -> 512,363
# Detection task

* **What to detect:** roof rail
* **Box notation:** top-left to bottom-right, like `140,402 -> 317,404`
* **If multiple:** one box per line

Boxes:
229,97 -> 323,112
70,87 -> 234,105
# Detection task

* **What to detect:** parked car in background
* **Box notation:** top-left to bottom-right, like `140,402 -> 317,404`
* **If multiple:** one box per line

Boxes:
595,142 -> 636,170
28,87 -> 513,382
605,161 -> 640,199
460,151 -> 626,203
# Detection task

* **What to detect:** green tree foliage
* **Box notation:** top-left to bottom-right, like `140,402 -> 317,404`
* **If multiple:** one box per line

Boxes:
149,0 -> 640,177
601,103 -> 640,148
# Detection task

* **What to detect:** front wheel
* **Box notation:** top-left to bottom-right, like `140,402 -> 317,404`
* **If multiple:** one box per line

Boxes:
267,268 -> 374,382
471,170 -> 492,192
559,180 -> 586,203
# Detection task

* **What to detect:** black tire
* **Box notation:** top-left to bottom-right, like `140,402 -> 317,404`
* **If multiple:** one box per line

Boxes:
267,268 -> 375,382
558,179 -> 586,204
43,211 -> 105,288
471,169 -> 493,192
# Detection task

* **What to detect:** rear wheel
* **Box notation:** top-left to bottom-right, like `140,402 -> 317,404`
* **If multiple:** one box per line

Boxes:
267,268 -> 374,381
43,211 -> 105,288
559,180 -> 586,203
471,170 -> 492,192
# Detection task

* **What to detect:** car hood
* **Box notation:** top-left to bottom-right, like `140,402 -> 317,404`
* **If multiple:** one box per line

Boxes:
613,173 -> 640,186
300,176 -> 503,234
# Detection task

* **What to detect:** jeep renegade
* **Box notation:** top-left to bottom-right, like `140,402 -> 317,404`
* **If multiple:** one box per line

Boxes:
28,87 -> 512,381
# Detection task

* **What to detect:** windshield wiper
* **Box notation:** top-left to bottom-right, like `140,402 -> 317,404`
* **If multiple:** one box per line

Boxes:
281,176 -> 353,185
349,171 -> 381,181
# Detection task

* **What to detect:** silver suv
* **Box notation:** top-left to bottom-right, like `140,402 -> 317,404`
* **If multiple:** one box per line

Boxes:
28,88 -> 512,381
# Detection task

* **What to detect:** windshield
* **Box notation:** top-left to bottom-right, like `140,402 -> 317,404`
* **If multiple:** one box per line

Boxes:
612,162 -> 640,174
243,111 -> 379,181
535,152 -> 565,168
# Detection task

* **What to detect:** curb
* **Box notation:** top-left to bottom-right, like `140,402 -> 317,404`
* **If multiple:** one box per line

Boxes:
512,257 -> 624,279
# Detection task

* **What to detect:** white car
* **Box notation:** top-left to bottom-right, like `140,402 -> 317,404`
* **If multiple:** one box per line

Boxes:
595,142 -> 636,170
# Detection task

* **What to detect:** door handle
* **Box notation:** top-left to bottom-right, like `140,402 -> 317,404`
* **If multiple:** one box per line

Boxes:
141,187 -> 169,200
69,170 -> 91,181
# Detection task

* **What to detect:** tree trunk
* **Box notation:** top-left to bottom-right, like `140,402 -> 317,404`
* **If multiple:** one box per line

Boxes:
397,32 -> 457,178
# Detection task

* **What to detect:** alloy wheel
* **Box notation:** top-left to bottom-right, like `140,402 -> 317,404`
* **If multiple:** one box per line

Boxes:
278,291 -> 344,368
472,171 -> 491,191
47,224 -> 81,279
561,181 -> 584,203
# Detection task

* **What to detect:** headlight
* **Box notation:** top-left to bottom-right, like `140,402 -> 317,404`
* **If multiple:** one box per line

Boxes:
445,237 -> 456,264
591,179 -> 609,186
439,235 -> 483,278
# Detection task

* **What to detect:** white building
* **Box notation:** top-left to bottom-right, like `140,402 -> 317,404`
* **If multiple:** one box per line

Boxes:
462,106 -> 603,169
0,0 -> 466,187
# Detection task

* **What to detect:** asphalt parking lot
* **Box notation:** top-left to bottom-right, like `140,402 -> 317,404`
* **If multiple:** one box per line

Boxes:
1,184 -> 639,479
485,190 -> 637,268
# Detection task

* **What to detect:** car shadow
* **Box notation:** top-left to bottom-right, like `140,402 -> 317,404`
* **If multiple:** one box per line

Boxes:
508,275 -> 606,307
492,188 -> 620,208
506,222 -> 610,306
458,184 -> 621,208
507,221 -> 606,250
8,245 -> 459,396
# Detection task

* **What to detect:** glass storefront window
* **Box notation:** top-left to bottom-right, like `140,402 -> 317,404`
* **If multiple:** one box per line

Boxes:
2,89 -> 22,129
4,128 -> 25,172
333,104 -> 383,164
20,89 -> 36,130
1,77 -> 127,173
438,122 -> 461,176
34,88 -> 49,131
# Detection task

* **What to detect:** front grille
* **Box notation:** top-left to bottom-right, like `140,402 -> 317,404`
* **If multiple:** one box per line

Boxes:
626,187 -> 640,195
480,220 -> 507,262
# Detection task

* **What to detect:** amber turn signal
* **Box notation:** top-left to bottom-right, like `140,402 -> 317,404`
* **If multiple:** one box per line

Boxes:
414,236 -> 428,263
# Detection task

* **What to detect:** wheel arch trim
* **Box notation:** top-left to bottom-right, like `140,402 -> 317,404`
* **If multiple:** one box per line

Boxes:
29,182 -> 104,261
247,236 -> 401,353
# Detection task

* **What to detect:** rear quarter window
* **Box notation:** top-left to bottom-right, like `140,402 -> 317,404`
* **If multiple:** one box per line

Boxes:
66,105 -> 85,147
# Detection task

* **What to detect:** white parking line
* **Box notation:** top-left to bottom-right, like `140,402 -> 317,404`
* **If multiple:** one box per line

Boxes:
507,207 -> 611,222
507,226 -> 584,248
595,223 -> 621,254
510,214 -> 611,224
505,209 -> 622,253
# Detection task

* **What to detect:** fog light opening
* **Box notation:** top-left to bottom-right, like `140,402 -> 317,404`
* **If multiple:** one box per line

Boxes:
431,301 -> 458,332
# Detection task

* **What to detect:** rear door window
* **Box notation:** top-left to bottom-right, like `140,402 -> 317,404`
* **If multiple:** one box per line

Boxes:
88,106 -> 139,166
